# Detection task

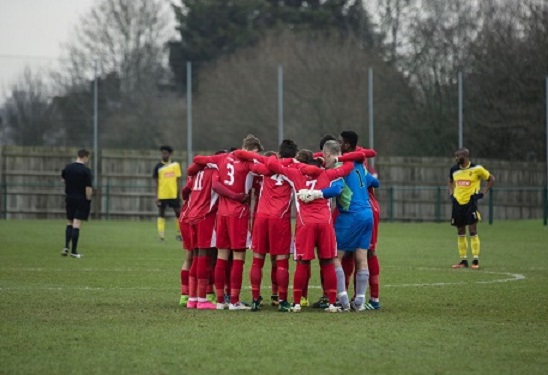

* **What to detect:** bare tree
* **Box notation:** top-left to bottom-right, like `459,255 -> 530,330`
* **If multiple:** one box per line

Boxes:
57,0 -> 172,96
465,0 -> 548,159
1,68 -> 59,146
190,31 -> 418,154
51,0 -> 177,149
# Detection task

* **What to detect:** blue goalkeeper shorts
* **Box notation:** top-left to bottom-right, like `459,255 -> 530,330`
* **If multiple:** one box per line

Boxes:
334,210 -> 373,252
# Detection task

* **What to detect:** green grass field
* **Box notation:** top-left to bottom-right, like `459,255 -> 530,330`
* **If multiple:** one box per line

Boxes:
1,219 -> 547,375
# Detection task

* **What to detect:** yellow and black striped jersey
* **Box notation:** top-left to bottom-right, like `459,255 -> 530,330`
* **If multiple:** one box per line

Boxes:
153,160 -> 182,199
449,162 -> 490,204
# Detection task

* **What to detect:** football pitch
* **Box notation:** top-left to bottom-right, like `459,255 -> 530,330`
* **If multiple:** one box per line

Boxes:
1,220 -> 547,375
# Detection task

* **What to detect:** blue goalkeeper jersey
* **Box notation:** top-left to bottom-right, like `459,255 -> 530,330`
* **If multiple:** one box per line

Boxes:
335,161 -> 379,213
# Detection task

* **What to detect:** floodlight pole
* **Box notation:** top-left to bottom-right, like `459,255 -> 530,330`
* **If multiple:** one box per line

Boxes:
187,62 -> 193,167
544,76 -> 547,226
93,59 -> 98,187
458,71 -> 463,149
368,67 -> 374,167
278,65 -> 284,145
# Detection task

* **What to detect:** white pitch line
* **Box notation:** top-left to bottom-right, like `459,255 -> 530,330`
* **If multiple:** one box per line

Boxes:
0,268 -> 525,291
0,271 -> 525,292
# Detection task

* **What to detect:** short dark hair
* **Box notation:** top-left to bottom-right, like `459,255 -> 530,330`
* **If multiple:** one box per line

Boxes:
279,139 -> 298,158
263,151 -> 277,157
319,134 -> 337,151
77,149 -> 90,158
309,158 -> 323,167
159,145 -> 173,153
295,149 -> 314,164
340,130 -> 358,149
242,134 -> 263,152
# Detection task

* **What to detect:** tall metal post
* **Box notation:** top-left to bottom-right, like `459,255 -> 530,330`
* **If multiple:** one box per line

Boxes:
187,62 -> 193,167
458,71 -> 463,148
544,77 -> 548,226
368,67 -> 374,167
93,60 -> 98,187
278,65 -> 284,145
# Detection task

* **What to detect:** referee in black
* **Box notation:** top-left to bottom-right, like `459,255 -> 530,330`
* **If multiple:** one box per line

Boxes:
61,149 -> 93,258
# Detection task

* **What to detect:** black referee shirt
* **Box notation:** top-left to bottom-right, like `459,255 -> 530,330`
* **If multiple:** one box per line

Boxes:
61,162 -> 93,198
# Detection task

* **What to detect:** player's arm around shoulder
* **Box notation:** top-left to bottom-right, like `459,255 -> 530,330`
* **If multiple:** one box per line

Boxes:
193,153 -> 222,166
326,161 -> 354,180
250,162 -> 272,176
265,155 -> 288,176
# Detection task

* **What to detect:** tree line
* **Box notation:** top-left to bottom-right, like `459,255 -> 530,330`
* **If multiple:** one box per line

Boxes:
0,0 -> 546,160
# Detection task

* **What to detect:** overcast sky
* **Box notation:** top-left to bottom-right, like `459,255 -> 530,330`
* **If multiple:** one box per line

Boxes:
0,0 -> 96,93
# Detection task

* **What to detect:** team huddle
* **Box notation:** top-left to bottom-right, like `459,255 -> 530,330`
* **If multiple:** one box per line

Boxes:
175,131 -> 382,313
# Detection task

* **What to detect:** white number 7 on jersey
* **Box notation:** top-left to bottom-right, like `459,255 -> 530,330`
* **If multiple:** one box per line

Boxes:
305,180 -> 317,190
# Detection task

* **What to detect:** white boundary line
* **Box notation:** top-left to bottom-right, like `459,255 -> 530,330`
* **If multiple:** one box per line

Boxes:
0,271 -> 525,291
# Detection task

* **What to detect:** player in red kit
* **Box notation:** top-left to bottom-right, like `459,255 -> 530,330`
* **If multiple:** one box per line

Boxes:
193,135 -> 263,310
265,149 -> 365,312
182,159 -> 224,310
177,176 -> 194,307
234,139 -> 298,312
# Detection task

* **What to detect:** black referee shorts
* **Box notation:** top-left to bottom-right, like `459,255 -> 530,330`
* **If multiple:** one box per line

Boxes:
66,196 -> 91,221
451,199 -> 479,227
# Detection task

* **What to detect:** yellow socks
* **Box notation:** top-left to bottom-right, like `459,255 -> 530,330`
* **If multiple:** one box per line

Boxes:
457,235 -> 468,259
470,235 -> 480,258
157,217 -> 166,238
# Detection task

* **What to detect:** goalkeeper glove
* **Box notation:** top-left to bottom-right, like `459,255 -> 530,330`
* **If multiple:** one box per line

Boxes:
297,189 -> 323,203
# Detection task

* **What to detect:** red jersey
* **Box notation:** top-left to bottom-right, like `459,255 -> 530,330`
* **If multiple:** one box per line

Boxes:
250,162 -> 293,219
185,167 -> 219,221
266,157 -> 354,225
193,152 -> 254,218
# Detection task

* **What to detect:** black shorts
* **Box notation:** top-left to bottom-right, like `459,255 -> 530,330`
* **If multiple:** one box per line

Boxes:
451,199 -> 479,227
157,199 -> 181,210
66,196 -> 91,221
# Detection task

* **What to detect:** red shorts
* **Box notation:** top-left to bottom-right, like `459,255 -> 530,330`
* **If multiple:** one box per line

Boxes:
179,221 -> 193,251
216,215 -> 249,250
252,216 -> 291,255
294,222 -> 337,261
370,203 -> 380,251
189,213 -> 216,249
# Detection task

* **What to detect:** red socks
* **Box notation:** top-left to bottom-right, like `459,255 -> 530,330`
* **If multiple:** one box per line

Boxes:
368,254 -> 380,299
214,258 -> 228,303
271,261 -> 278,296
180,269 -> 189,295
207,254 -> 214,294
320,263 -> 337,304
302,262 -> 311,298
276,258 -> 289,301
189,259 -> 197,300
341,255 -> 354,291
293,262 -> 309,304
196,255 -> 210,299
250,257 -> 265,300
230,259 -> 244,304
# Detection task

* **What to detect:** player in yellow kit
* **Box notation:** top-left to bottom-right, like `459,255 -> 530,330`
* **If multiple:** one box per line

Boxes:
448,148 -> 495,269
153,145 -> 182,241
